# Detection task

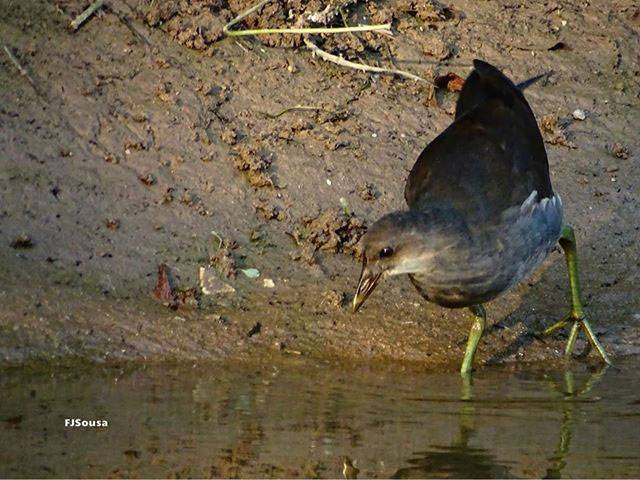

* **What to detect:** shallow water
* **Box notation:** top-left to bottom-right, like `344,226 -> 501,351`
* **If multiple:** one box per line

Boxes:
1,359 -> 639,478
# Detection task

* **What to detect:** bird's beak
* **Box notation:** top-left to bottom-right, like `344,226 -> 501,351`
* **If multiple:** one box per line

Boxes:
352,261 -> 382,313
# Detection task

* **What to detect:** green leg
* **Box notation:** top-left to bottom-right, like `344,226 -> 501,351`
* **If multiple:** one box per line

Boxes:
546,225 -> 611,365
460,304 -> 486,375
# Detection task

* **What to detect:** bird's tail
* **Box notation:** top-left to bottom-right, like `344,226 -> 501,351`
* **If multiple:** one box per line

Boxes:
516,70 -> 553,90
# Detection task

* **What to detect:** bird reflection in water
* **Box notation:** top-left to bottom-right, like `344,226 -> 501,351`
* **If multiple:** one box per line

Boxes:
381,367 -> 608,479
544,365 -> 609,479
389,374 -> 510,479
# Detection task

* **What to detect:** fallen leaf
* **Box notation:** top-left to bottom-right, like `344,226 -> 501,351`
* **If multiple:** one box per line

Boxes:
434,72 -> 465,92
240,268 -> 260,279
153,263 -> 177,308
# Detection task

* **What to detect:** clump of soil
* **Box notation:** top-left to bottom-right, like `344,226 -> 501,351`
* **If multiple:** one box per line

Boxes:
421,36 -> 453,60
297,208 -> 367,256
357,182 -> 378,201
540,114 -> 575,148
10,234 -> 33,249
220,127 -> 238,146
320,289 -> 345,309
609,142 -> 631,159
142,0 -> 229,51
210,247 -> 237,279
398,0 -> 455,22
253,198 -> 285,221
232,144 -> 275,188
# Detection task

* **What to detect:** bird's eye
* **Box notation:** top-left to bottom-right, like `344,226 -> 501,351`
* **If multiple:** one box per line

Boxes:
379,247 -> 394,259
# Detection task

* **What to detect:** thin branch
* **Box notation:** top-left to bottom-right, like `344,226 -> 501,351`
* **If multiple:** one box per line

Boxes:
69,0 -> 105,31
223,0 -> 272,35
2,45 -> 44,97
303,37 -> 426,83
226,24 -> 392,37
264,105 -> 323,118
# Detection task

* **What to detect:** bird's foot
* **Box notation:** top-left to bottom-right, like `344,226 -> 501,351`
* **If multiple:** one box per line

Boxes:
540,312 -> 612,365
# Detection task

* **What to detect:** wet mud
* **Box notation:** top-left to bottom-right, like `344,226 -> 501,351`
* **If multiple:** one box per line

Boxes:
0,0 -> 639,366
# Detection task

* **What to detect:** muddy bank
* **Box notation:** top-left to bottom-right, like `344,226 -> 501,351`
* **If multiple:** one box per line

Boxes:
0,0 -> 639,367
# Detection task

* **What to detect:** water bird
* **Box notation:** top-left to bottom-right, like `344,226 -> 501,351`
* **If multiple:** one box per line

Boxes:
352,59 -> 611,374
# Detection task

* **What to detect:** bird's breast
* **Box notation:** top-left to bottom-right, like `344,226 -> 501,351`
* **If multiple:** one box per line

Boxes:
409,193 -> 563,308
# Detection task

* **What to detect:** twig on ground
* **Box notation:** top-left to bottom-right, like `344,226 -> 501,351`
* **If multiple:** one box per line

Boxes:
264,105 -> 324,118
234,40 -> 249,53
109,6 -> 152,46
303,37 -> 426,83
226,24 -> 391,37
223,0 -> 271,35
69,0 -> 105,31
3,45 -> 44,97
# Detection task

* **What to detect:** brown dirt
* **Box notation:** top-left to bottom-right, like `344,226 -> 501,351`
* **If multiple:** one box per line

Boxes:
1,0 -> 639,369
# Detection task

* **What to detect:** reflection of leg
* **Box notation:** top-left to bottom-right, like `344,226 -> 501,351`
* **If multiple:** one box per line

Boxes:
458,374 -> 476,448
460,305 -> 486,375
544,365 -> 609,478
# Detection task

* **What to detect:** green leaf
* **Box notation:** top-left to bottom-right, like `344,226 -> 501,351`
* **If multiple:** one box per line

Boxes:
240,268 -> 260,279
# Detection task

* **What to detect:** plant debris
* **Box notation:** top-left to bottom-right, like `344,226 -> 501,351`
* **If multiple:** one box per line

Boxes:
153,263 -> 178,309
240,268 -> 260,279
10,234 -> 33,249
246,321 -> 261,337
548,41 -> 569,51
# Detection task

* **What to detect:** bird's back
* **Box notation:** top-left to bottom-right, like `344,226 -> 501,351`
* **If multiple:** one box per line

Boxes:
404,60 -> 552,225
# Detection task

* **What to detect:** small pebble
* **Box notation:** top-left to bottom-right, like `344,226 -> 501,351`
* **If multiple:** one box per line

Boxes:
263,278 -> 275,288
572,109 -> 586,121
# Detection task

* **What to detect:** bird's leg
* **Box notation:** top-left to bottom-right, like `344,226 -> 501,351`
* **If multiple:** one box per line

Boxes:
545,225 -> 611,364
460,304 -> 486,375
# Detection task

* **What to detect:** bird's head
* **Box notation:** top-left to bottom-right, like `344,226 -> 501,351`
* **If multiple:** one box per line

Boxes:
352,207 -> 468,312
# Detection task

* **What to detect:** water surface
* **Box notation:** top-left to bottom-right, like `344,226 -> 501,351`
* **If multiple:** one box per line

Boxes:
1,359 -> 639,478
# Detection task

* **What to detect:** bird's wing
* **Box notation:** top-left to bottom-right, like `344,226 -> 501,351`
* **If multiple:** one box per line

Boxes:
404,60 -> 552,225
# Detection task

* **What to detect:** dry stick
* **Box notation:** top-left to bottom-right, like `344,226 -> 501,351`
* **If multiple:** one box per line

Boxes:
265,105 -> 323,118
226,23 -> 391,36
3,45 -> 44,97
303,37 -> 426,83
107,3 -> 152,46
69,0 -> 105,31
223,0 -> 272,34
